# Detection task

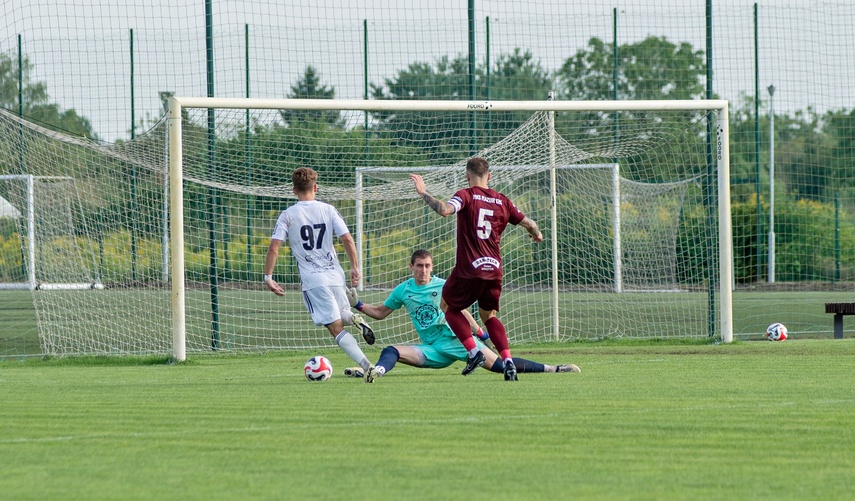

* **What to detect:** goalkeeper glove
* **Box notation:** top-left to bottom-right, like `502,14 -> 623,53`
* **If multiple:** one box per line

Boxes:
346,287 -> 364,310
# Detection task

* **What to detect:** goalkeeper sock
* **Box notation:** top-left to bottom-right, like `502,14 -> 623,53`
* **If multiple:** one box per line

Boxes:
511,358 -> 544,373
335,331 -> 370,371
376,346 -> 399,374
488,357 -> 545,373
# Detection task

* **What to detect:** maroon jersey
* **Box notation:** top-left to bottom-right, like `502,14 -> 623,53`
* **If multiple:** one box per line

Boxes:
448,186 -> 525,280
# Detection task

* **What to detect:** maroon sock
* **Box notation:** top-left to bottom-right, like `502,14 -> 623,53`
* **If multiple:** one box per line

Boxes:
445,309 -> 477,351
485,317 -> 511,359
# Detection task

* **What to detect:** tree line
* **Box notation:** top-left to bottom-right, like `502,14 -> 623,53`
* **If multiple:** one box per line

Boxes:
1,36 -> 853,284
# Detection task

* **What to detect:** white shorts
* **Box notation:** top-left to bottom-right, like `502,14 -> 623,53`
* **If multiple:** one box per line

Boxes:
302,286 -> 350,326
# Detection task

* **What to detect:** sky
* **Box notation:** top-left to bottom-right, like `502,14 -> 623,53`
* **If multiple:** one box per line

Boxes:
2,0 -> 854,142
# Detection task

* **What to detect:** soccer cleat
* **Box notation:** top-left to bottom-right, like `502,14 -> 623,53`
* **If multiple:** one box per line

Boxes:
343,367 -> 364,378
352,314 -> 375,345
364,366 -> 381,383
503,359 -> 518,381
556,364 -> 581,373
461,350 -> 486,376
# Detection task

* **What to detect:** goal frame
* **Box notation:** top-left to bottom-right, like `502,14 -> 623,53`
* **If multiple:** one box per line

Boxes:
167,97 -> 732,361
0,174 -> 104,291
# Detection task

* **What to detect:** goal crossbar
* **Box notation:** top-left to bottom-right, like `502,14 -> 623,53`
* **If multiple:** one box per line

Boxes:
167,97 -> 732,361
170,97 -> 729,114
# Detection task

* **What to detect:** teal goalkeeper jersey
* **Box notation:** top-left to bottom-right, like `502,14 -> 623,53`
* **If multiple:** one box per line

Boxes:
384,276 -> 455,345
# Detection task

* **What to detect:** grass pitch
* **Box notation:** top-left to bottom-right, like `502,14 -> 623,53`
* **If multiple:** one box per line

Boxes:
2,340 -> 854,500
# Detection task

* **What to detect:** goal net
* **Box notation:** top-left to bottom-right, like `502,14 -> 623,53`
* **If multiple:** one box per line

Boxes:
358,162 -> 695,294
0,174 -> 104,291
0,109 -> 171,356
0,99 -> 732,358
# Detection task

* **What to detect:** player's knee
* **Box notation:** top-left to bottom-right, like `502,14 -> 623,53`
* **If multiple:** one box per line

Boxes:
325,319 -> 345,337
380,345 -> 399,360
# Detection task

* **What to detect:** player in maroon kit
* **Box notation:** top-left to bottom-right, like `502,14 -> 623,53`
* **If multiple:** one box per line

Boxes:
409,157 -> 543,381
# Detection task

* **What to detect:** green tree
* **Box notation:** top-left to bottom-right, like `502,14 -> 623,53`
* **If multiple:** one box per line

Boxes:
821,108 -> 855,196
725,95 -> 767,202
483,49 -> 554,139
557,36 -> 706,101
370,50 -> 554,162
555,37 -> 709,182
774,109 -> 828,201
0,52 -> 96,139
369,55 -> 471,163
280,66 -> 340,127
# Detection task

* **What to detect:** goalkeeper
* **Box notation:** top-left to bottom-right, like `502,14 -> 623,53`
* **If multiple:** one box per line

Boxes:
346,250 -> 580,382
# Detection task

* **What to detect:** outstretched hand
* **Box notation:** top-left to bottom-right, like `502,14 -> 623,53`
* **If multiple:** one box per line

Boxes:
266,278 -> 285,297
409,174 -> 427,196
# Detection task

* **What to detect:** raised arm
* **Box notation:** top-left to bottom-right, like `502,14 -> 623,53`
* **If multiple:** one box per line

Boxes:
410,174 -> 455,217
519,216 -> 544,243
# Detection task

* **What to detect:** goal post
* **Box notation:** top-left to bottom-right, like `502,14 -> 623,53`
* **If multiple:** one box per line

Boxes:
167,96 -> 732,362
0,174 -> 105,291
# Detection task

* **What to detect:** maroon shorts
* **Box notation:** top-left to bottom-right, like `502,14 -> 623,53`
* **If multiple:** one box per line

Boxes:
442,268 -> 503,312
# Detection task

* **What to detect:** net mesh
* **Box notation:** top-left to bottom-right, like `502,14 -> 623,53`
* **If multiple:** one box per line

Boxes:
0,103 -> 721,355
3,1 -> 855,357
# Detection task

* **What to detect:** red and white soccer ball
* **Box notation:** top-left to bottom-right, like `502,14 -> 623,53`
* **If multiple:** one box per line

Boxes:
304,355 -> 333,381
765,322 -> 788,341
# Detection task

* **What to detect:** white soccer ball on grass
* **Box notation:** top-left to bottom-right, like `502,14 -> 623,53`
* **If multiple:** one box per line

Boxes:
304,356 -> 333,381
765,322 -> 788,341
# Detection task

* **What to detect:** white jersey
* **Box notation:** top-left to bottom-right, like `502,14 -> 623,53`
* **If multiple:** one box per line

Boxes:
271,200 -> 350,291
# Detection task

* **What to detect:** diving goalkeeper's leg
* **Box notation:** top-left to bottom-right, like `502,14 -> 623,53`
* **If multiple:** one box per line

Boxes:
485,357 -> 581,373
364,346 -> 400,383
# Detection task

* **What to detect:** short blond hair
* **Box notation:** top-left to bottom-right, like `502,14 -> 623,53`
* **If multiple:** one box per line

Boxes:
292,167 -> 318,193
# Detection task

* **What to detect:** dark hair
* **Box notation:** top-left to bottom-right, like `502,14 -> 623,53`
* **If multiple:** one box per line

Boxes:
410,249 -> 433,265
466,157 -> 490,176
292,167 -> 318,193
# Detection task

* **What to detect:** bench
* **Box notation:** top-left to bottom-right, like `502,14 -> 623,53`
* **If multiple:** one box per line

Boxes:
825,303 -> 855,339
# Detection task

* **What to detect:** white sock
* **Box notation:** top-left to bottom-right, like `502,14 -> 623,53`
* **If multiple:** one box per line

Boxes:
335,331 -> 370,370
467,347 -> 480,358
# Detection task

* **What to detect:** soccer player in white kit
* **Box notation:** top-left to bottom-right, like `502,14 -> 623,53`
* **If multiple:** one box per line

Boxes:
263,167 -> 375,372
